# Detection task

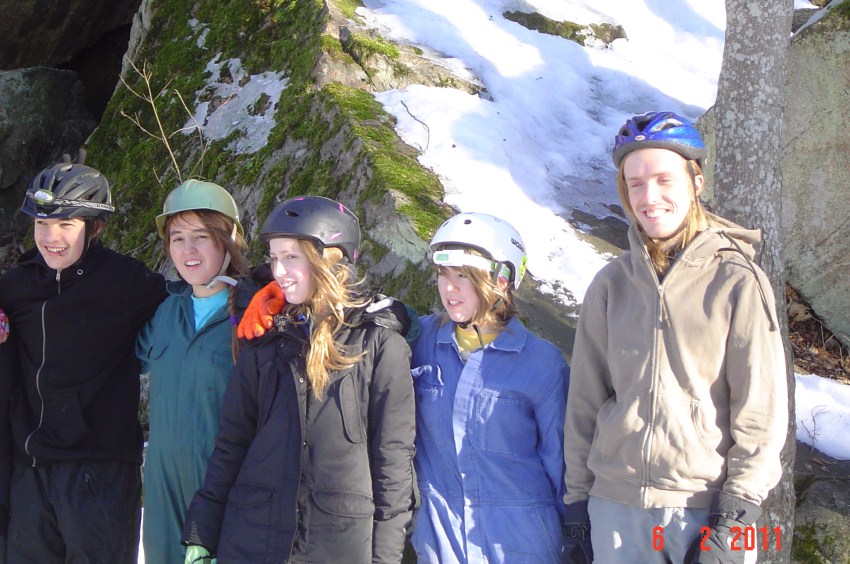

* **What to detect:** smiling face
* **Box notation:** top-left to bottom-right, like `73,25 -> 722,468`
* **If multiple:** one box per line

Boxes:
34,217 -> 87,270
167,212 -> 227,297
437,266 -> 482,325
622,147 -> 703,240
268,238 -> 314,305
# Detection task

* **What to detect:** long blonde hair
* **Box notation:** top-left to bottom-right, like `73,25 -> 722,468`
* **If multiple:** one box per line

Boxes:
282,241 -> 367,398
617,158 -> 707,276
435,245 -> 517,330
163,209 -> 249,361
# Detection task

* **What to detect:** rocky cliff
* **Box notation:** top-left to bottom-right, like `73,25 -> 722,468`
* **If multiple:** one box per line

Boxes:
700,3 -> 850,349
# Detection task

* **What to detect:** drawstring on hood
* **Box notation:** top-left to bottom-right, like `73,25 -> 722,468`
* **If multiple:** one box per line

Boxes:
717,231 -> 778,332
633,212 -> 779,332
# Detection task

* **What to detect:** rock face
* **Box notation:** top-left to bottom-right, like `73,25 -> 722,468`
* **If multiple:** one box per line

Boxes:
0,68 -> 96,191
781,9 -> 850,346
0,67 -> 96,271
792,442 -> 850,563
314,1 -> 483,97
0,0 -> 143,260
700,7 -> 850,346
122,0 -> 155,80
0,0 -> 142,70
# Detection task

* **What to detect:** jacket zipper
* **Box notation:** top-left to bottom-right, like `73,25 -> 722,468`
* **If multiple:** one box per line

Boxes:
24,270 -> 62,466
637,234 -> 704,501
638,247 -> 660,502
24,303 -> 48,466
638,244 -> 683,503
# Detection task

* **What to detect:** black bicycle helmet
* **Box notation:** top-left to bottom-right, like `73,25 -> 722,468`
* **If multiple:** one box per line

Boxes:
611,111 -> 706,168
260,196 -> 360,263
22,162 -> 114,219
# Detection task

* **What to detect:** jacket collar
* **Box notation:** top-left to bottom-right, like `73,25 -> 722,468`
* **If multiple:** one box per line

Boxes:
251,293 -> 413,350
628,211 -> 763,270
18,241 -> 108,288
435,315 -> 527,353
166,279 -> 193,297
356,294 -> 411,335
627,211 -> 777,330
168,276 -> 257,309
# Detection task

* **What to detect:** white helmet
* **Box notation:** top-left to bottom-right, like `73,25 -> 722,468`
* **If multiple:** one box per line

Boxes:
429,212 -> 527,289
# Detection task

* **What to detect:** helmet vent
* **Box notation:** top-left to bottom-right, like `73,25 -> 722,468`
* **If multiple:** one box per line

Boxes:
611,111 -> 706,167
428,211 -> 527,289
258,195 -> 360,263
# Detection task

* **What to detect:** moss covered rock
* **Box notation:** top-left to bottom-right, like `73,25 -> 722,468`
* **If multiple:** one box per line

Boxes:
84,0 -> 451,310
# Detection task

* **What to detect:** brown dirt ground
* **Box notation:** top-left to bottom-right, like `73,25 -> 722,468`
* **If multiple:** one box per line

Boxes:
786,285 -> 850,385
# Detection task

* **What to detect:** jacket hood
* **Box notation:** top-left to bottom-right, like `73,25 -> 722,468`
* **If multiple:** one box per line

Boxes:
251,293 -> 412,348
702,212 -> 762,258
628,210 -> 777,331
352,294 -> 412,336
628,211 -> 762,266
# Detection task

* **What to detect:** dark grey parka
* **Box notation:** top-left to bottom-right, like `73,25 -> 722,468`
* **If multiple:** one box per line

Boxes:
182,297 -> 415,563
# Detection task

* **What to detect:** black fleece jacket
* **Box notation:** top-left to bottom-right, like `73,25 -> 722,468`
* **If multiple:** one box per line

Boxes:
0,242 -> 166,467
0,335 -> 17,536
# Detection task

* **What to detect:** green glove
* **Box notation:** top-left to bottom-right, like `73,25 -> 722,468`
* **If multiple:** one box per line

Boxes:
184,544 -> 213,564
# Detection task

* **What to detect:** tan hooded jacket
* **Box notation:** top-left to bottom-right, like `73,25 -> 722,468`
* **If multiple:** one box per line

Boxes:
564,213 -> 787,509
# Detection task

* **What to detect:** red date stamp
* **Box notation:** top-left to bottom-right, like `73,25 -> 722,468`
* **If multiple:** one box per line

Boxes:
652,525 -> 781,552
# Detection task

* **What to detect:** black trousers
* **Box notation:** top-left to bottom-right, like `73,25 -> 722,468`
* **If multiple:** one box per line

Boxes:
7,459 -> 141,564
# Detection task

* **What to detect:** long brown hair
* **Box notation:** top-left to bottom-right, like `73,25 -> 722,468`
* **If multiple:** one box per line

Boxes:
282,241 -> 367,399
435,245 -> 517,330
163,209 -> 249,360
616,158 -> 707,276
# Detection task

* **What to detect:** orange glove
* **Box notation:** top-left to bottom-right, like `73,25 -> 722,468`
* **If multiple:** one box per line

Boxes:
237,281 -> 286,340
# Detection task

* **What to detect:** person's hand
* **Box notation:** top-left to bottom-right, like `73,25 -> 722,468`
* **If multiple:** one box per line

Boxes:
562,500 -> 593,564
0,308 -> 9,343
184,544 -> 213,564
237,281 -> 285,340
684,492 -> 761,564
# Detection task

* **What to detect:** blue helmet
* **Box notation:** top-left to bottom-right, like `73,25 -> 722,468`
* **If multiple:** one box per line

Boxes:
611,111 -> 706,168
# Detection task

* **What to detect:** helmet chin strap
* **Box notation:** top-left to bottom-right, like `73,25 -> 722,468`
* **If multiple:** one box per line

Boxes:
205,251 -> 238,289
79,219 -> 99,263
454,260 -> 507,338
204,224 -> 239,289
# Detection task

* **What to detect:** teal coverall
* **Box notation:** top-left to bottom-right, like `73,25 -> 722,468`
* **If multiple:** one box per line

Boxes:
137,280 -> 251,563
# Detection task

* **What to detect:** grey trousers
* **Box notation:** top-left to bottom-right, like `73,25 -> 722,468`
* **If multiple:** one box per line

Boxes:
588,496 -> 757,563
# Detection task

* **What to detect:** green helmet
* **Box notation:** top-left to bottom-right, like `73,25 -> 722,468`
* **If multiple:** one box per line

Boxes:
156,179 -> 243,238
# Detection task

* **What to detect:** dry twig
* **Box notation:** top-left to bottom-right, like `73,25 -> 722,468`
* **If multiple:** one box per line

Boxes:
120,59 -> 183,182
